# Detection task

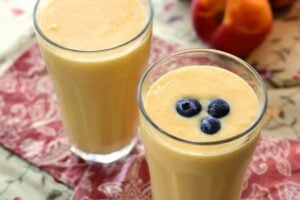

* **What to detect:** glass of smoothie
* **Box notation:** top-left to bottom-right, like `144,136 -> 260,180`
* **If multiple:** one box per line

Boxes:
138,49 -> 267,200
33,0 -> 153,163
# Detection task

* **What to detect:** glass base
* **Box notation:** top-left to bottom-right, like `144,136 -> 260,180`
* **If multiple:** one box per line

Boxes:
71,138 -> 137,164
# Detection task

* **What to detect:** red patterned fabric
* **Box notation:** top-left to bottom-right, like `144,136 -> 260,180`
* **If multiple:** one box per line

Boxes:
0,38 -> 299,199
73,138 -> 300,200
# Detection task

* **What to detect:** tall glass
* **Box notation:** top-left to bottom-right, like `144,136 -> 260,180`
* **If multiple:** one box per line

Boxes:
33,0 -> 153,163
138,49 -> 267,200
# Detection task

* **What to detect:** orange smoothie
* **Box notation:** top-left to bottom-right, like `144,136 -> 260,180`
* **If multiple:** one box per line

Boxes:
140,66 -> 262,200
34,0 -> 152,160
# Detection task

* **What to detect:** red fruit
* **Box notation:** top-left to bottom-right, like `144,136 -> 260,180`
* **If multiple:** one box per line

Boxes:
192,0 -> 273,56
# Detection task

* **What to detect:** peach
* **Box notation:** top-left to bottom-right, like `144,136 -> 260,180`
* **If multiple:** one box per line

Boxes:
192,0 -> 273,56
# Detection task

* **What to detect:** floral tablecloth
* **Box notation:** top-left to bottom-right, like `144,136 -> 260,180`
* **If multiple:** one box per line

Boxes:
1,0 -> 300,199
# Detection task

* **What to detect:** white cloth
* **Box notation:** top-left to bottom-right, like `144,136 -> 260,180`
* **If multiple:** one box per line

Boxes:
0,0 -> 36,74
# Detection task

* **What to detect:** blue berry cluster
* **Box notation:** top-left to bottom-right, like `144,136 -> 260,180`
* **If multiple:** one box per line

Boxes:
176,98 -> 230,134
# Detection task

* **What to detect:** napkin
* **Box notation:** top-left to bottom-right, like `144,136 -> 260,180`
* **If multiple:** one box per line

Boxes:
0,0 -> 36,75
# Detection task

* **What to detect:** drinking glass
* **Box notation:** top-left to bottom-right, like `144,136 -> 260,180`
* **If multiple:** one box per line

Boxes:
33,0 -> 153,163
138,49 -> 267,200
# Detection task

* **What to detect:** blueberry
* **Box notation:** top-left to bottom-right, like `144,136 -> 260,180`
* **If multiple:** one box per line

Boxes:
207,99 -> 230,118
176,98 -> 201,117
200,116 -> 221,134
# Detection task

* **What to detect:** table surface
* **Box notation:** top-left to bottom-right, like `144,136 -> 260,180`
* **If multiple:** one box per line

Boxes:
0,0 -> 300,199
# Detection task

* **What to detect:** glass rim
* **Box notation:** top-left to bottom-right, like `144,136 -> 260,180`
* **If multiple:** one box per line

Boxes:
32,0 -> 154,53
137,49 -> 268,146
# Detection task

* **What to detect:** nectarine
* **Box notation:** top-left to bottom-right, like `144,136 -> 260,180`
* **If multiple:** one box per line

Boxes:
192,0 -> 273,56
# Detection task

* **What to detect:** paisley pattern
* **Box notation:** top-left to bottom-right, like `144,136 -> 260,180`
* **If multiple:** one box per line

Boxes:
244,183 -> 274,200
242,138 -> 300,199
276,182 -> 300,200
250,138 -> 291,176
